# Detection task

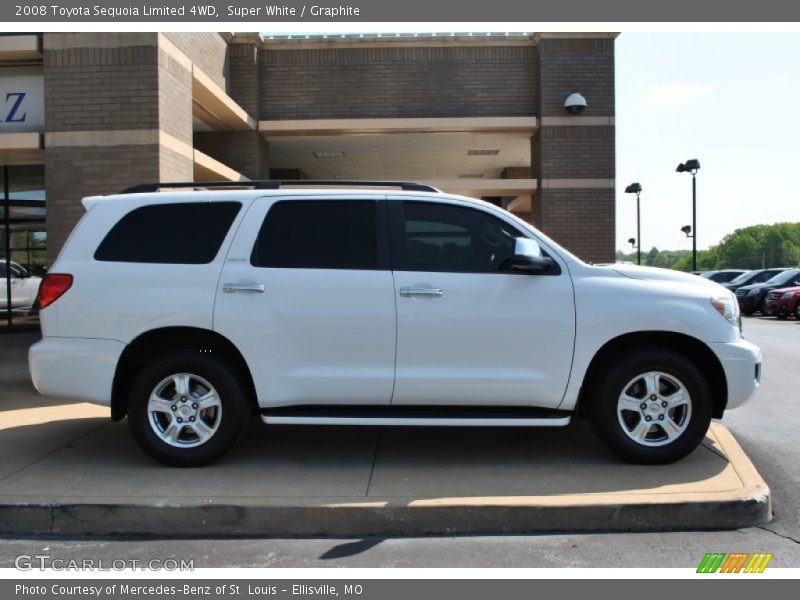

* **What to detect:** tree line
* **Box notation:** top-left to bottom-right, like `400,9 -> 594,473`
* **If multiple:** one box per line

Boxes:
616,222 -> 800,272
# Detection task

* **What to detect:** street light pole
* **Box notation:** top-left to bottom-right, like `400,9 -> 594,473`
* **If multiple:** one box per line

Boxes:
676,159 -> 701,272
624,182 -> 643,265
691,171 -> 697,272
636,190 -> 642,266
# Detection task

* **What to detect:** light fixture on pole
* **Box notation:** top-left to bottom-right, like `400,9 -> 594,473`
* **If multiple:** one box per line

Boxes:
624,182 -> 643,265
676,159 -> 700,271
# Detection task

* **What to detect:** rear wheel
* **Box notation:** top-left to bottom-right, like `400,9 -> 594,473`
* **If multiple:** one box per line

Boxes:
587,348 -> 712,464
127,351 -> 248,467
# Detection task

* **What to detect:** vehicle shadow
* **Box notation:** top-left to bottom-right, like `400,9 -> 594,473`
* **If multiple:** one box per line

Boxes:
0,415 -> 731,502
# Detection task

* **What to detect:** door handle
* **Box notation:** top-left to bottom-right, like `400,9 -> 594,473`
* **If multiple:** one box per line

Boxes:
399,287 -> 444,297
223,282 -> 265,294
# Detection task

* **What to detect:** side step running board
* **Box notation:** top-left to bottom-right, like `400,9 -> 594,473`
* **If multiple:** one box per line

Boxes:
260,405 -> 572,427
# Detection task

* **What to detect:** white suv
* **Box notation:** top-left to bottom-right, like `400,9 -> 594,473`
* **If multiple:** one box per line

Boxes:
29,181 -> 761,467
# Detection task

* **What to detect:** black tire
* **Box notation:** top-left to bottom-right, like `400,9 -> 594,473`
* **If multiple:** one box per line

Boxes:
741,308 -> 754,316
795,303 -> 800,319
587,348 -> 712,464
127,351 -> 248,467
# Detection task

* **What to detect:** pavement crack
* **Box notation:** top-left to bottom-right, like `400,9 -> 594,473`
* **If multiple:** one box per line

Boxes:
756,525 -> 800,545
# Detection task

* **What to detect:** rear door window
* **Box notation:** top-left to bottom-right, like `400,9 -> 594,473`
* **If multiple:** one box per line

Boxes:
250,200 -> 380,270
94,202 -> 241,264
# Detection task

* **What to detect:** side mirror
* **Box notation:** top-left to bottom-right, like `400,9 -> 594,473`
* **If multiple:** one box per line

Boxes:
511,238 -> 553,273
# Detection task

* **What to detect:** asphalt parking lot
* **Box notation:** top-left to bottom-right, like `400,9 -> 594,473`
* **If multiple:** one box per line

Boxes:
0,316 -> 797,568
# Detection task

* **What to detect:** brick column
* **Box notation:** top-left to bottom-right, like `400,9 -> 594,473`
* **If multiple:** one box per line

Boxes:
531,35 -> 616,264
228,37 -> 260,118
43,33 -> 194,259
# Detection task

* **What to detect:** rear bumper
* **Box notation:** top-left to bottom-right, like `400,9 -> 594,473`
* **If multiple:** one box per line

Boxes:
29,336 -> 125,406
709,338 -> 762,410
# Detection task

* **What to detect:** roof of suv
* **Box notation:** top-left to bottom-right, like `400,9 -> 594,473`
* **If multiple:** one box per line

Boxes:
81,184 -> 487,212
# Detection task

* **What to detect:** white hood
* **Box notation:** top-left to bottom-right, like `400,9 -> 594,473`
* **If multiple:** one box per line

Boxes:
608,264 -> 726,292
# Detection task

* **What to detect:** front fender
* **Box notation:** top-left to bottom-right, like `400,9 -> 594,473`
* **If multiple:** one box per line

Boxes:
559,269 -> 739,410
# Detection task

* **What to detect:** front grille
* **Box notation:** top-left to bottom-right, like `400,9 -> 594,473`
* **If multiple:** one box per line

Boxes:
736,289 -> 747,298
767,291 -> 782,301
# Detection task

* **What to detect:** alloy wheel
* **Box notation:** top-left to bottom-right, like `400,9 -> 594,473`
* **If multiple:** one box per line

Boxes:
147,372 -> 222,448
616,371 -> 692,447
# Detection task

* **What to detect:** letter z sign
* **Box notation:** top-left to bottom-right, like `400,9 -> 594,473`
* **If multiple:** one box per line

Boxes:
2,92 -> 27,124
0,70 -> 44,132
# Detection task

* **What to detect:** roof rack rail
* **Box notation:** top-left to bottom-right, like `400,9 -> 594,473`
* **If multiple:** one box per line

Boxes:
120,180 -> 440,194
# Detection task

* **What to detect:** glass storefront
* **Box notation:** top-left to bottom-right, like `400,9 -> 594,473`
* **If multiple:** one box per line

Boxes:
1,164 -> 46,329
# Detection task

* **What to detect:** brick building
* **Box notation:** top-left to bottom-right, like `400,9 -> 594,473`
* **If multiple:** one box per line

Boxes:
0,32 -> 617,290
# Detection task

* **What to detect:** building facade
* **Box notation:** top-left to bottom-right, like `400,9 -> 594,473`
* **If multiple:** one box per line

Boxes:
0,31 -> 617,325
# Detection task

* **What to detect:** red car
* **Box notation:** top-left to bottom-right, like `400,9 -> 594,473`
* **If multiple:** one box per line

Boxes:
764,286 -> 800,318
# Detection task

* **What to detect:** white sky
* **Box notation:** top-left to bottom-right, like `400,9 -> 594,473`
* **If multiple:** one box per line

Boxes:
615,33 -> 800,251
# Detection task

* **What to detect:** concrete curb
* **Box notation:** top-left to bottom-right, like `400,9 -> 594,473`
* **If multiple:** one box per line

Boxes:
0,424 -> 771,536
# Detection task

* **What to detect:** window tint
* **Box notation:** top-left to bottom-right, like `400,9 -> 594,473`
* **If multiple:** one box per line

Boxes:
251,200 -> 378,270
401,202 -> 522,273
729,271 -> 755,285
94,202 -> 241,264
752,271 -> 773,283
766,269 -> 800,286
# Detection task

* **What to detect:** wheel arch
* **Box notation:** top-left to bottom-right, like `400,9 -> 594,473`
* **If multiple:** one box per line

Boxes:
111,326 -> 258,421
578,331 -> 728,419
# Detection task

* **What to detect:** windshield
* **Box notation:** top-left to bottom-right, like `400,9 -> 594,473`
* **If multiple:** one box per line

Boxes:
765,269 -> 800,285
729,270 -> 755,285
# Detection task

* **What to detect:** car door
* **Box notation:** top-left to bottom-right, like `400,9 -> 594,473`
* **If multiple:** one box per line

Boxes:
10,263 -> 36,307
214,196 -> 397,408
389,198 -> 575,409
0,262 -> 23,308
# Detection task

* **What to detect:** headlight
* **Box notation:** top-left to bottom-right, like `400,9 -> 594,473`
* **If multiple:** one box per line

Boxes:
783,292 -> 795,299
711,295 -> 740,327
746,288 -> 761,296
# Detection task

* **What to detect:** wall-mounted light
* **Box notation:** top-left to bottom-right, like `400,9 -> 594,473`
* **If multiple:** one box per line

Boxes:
564,92 -> 588,115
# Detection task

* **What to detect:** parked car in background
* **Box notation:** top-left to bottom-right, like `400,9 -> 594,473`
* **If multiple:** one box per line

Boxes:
700,269 -> 746,284
0,259 -> 42,313
723,268 -> 786,293
764,285 -> 800,319
736,268 -> 800,316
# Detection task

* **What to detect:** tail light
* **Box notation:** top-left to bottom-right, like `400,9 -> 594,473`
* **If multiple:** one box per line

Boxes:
39,274 -> 73,309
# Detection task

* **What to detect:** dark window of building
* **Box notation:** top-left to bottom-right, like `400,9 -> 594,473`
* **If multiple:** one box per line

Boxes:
94,202 -> 241,264
401,202 -> 523,273
251,200 -> 378,270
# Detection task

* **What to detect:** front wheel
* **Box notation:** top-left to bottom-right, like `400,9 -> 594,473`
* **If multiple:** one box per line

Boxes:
587,349 -> 712,464
127,351 -> 248,467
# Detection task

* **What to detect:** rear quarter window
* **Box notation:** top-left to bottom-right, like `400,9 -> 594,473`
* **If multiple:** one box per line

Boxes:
94,202 -> 241,264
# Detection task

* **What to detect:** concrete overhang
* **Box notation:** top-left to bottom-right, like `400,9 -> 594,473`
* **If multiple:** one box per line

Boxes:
0,132 -> 44,164
0,35 -> 42,62
260,117 -> 538,137
428,178 -> 537,198
192,67 -> 256,132
193,149 -> 249,182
